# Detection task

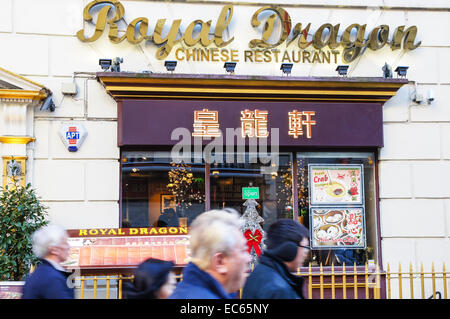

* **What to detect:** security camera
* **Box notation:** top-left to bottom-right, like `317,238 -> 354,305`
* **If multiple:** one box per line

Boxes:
382,63 -> 392,78
412,84 -> 425,104
40,95 -> 55,112
413,92 -> 424,104
427,89 -> 435,103
111,57 -> 123,72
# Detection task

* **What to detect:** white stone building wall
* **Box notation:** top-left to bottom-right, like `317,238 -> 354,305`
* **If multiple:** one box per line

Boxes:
0,0 -> 449,281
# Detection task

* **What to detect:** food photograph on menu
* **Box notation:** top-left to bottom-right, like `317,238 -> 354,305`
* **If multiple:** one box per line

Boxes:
310,207 -> 366,249
308,164 -> 364,205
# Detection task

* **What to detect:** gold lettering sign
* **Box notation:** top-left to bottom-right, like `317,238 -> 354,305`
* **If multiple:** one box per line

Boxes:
76,1 -> 421,62
75,227 -> 188,237
248,7 -> 421,62
77,1 -> 234,60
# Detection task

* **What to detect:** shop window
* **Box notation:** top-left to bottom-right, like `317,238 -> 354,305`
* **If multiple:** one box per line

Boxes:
121,151 -> 205,228
210,153 -> 292,232
297,152 -> 377,266
121,150 -> 379,267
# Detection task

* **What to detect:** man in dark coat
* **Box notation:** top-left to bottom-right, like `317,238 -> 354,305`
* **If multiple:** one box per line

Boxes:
242,219 -> 310,299
22,224 -> 74,299
169,209 -> 251,299
169,261 -> 233,299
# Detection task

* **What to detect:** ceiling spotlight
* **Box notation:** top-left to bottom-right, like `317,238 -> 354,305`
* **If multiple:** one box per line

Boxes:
382,62 -> 393,78
99,59 -> 112,71
224,62 -> 237,74
111,57 -> 123,72
165,60 -> 177,73
336,65 -> 349,77
40,94 -> 55,112
394,66 -> 409,78
280,63 -> 293,76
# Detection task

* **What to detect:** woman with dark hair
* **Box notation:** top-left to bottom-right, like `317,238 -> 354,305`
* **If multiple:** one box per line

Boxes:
124,258 -> 177,299
242,219 -> 310,299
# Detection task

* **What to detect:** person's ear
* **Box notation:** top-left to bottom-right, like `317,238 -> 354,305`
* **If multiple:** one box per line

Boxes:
211,252 -> 228,275
48,246 -> 58,256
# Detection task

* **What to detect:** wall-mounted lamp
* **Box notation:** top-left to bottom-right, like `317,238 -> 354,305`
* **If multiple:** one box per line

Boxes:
280,63 -> 293,76
224,62 -> 237,74
165,60 -> 177,73
99,59 -> 112,71
394,66 -> 409,78
336,65 -> 349,77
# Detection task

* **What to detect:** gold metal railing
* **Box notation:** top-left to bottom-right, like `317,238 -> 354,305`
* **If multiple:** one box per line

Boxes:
385,262 -> 448,300
69,262 -> 448,299
297,262 -> 383,299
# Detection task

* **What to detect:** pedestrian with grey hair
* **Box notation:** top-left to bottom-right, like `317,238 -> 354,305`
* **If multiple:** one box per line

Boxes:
169,209 -> 251,299
22,223 -> 74,299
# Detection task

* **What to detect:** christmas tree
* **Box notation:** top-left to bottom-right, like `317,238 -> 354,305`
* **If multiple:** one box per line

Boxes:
240,199 -> 265,266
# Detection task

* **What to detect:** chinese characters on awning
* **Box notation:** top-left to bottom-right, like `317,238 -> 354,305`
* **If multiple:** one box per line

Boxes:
192,108 -> 316,139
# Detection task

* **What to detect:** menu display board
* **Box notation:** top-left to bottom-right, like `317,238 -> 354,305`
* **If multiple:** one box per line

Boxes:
310,207 -> 366,249
309,164 -> 363,205
308,164 -> 366,250
63,227 -> 190,268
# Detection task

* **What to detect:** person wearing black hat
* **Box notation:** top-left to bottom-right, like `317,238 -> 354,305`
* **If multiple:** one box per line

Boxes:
242,219 -> 310,299
124,258 -> 176,299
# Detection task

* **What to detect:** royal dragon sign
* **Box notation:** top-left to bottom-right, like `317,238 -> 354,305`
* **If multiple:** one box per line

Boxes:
76,1 -> 421,64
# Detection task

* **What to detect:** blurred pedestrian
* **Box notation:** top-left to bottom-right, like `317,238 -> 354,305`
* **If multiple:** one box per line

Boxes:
169,209 -> 251,299
124,258 -> 176,299
22,224 -> 74,299
242,219 -> 310,299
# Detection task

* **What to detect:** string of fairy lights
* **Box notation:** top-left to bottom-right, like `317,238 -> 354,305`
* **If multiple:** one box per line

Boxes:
276,160 -> 310,218
166,163 -> 205,211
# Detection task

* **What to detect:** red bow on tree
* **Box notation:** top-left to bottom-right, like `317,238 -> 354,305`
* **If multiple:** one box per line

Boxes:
244,229 -> 262,256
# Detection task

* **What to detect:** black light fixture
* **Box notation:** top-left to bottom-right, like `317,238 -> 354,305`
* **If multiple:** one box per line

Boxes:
280,63 -> 293,75
165,60 -> 177,72
224,62 -> 237,74
394,66 -> 409,78
99,59 -> 112,71
336,65 -> 349,76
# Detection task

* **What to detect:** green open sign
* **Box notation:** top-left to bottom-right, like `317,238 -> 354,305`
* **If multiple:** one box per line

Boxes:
242,187 -> 259,199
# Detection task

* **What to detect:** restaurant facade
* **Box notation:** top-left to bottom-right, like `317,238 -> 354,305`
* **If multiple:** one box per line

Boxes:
0,0 -> 449,298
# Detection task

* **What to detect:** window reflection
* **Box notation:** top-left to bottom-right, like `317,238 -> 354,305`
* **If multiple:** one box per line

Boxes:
210,153 -> 292,232
122,152 -> 205,228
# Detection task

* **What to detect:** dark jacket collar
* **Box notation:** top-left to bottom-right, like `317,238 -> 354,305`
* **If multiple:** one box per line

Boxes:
259,251 -> 305,298
182,262 -> 232,299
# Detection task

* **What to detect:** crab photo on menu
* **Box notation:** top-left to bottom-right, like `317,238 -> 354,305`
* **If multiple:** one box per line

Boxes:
308,164 -> 363,205
310,207 -> 366,249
